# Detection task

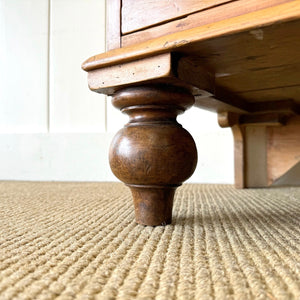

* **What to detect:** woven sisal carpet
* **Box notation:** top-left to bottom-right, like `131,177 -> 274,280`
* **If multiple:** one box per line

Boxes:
0,182 -> 299,300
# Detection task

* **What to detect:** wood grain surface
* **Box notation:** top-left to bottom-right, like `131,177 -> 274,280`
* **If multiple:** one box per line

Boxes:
121,0 -> 232,34
267,116 -> 300,185
122,0 -> 292,46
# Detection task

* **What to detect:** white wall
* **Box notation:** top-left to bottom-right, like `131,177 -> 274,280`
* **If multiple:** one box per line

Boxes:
0,0 -> 234,183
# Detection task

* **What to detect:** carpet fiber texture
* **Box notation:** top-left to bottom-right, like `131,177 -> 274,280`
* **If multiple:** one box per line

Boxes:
0,182 -> 299,300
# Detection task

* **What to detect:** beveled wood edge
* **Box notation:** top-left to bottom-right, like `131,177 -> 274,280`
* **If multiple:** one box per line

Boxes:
87,53 -> 174,95
82,1 -> 300,71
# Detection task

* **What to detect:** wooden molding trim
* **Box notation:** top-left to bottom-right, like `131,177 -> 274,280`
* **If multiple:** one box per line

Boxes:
87,53 -> 174,95
239,113 -> 288,126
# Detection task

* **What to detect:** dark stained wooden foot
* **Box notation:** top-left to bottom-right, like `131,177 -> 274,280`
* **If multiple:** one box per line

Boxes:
109,85 -> 198,226
129,185 -> 175,226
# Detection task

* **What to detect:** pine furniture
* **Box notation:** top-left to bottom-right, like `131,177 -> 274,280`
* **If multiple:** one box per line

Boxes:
82,0 -> 300,225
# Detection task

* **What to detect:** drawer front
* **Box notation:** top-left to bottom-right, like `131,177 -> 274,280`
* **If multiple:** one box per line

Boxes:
121,0 -> 292,47
122,0 -> 232,34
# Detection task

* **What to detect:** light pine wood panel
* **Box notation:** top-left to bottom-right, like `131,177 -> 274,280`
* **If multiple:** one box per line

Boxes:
179,18 -> 300,105
245,126 -> 268,187
267,116 -> 300,185
228,117 -> 300,188
179,19 -> 300,74
237,86 -> 300,103
122,0 -> 291,46
175,18 -> 300,107
0,0 -> 49,133
121,0 -> 232,34
215,63 -> 300,93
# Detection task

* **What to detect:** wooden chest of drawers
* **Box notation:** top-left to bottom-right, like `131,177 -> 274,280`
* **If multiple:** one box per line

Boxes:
83,0 -> 300,225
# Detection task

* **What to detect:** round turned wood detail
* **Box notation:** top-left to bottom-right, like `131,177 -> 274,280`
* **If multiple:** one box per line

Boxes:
109,85 -> 198,226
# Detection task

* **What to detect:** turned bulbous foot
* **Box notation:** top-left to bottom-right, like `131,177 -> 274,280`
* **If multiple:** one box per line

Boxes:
109,85 -> 197,226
